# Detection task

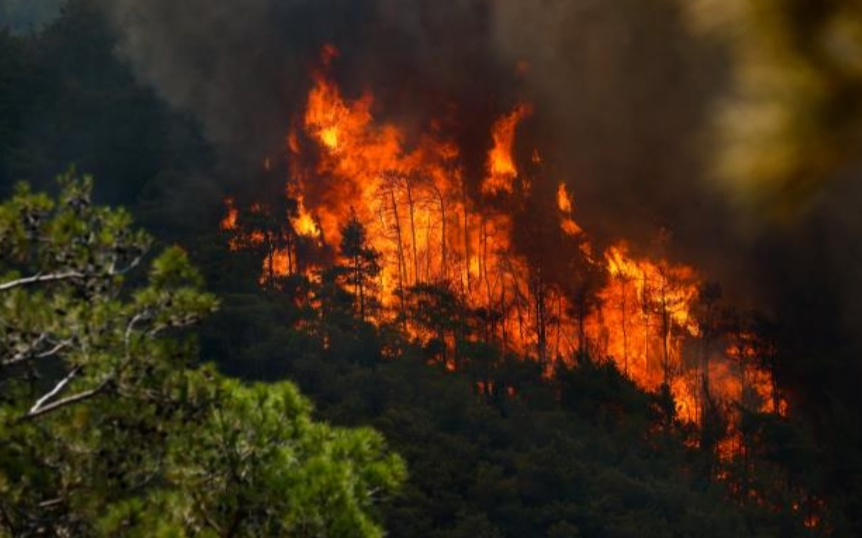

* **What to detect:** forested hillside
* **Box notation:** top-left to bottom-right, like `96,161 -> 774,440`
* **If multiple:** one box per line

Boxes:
2,1 -> 861,536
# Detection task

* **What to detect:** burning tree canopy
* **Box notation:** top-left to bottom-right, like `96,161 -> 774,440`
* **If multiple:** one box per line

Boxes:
220,45 -> 780,427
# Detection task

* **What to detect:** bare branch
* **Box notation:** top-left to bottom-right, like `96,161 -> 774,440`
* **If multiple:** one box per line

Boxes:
21,381 -> 111,421
1,333 -> 48,367
35,339 -> 73,360
22,310 -> 159,422
29,366 -> 82,415
146,314 -> 205,339
124,312 -> 148,353
25,312 -> 152,420
3,337 -> 74,368
37,498 -> 64,509
0,271 -> 86,293
0,249 -> 143,294
111,254 -> 143,276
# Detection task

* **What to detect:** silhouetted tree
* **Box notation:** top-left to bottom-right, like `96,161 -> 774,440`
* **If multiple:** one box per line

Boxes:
339,210 -> 381,321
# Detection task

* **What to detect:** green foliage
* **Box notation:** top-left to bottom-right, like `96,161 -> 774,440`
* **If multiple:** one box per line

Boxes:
205,279 -> 828,538
0,176 -> 404,536
157,379 -> 405,538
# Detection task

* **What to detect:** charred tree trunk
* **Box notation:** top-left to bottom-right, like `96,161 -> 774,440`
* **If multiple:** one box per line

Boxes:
641,271 -> 651,375
436,186 -> 448,282
662,300 -> 671,387
266,231 -> 275,288
620,277 -> 630,376
481,216 -> 495,341
286,233 -> 295,277
354,252 -> 365,320
405,177 -> 420,285
500,283 -> 509,353
425,212 -> 433,282
533,270 -> 548,366
577,290 -> 588,363
389,188 -> 408,319
462,178 -> 471,294
555,293 -> 563,361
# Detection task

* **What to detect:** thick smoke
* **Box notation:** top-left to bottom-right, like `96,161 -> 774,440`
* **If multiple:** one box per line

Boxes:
104,0 -> 331,162
489,0 -> 736,264
103,0 -> 514,173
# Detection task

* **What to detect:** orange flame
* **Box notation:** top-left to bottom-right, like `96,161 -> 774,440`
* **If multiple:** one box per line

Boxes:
220,198 -> 238,231
483,104 -> 533,196
557,183 -> 583,236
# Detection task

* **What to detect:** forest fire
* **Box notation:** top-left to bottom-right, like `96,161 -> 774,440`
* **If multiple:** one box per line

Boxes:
221,46 -> 781,427
6,0 -> 856,533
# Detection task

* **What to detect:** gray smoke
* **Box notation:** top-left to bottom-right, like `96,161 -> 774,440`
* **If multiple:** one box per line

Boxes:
491,0 -> 729,251
104,0 -> 312,159
103,0 -> 725,246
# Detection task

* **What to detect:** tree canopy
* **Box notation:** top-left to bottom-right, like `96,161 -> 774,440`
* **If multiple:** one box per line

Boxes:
0,174 -> 405,536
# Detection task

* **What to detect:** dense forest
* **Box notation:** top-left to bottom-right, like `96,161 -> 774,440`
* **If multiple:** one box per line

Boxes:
3,0 -> 862,536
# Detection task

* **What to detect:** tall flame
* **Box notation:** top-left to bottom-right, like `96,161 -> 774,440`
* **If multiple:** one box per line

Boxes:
484,104 -> 533,196
557,183 -> 583,237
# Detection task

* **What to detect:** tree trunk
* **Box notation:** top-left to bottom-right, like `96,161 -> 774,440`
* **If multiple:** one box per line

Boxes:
389,188 -> 408,318
405,177 -> 420,285
437,187 -> 448,282
620,277 -> 629,376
